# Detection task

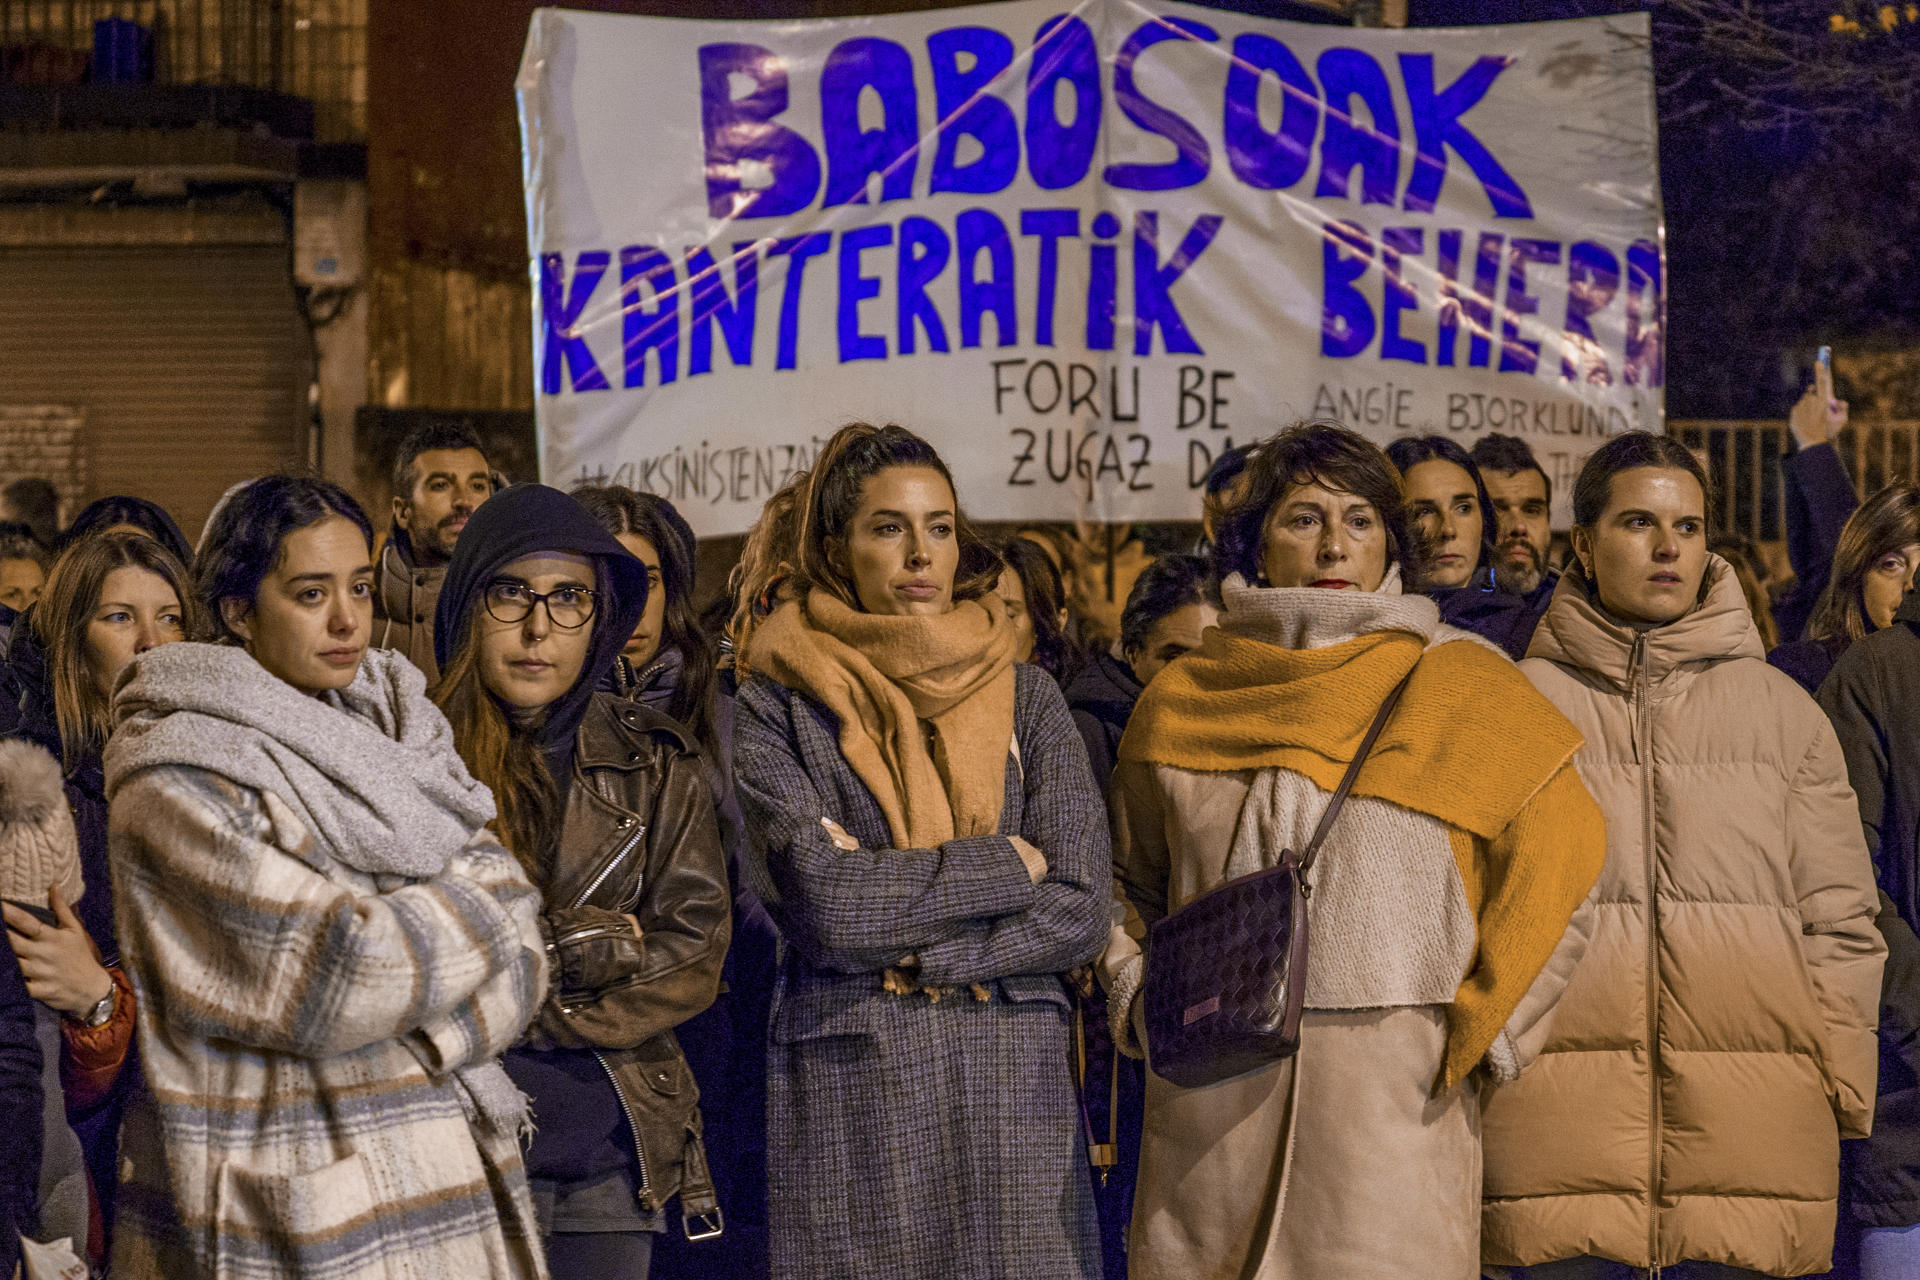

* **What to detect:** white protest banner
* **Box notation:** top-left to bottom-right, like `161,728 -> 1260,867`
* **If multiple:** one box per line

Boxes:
519,2 -> 1660,536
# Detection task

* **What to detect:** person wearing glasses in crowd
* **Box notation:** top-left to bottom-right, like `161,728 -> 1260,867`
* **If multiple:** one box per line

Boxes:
432,483 -> 731,1280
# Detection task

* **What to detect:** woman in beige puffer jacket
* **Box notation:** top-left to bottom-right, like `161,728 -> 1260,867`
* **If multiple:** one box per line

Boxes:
1481,498 -> 1884,1275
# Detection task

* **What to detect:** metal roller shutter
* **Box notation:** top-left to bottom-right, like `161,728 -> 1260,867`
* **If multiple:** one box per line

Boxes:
0,243 -> 305,539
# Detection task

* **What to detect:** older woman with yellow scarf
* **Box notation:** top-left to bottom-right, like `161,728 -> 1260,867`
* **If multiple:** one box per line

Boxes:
1102,421 -> 1605,1280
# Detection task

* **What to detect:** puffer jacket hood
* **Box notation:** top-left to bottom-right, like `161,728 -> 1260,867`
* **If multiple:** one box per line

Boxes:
1525,554 -> 1765,689
1483,553 -> 1885,1275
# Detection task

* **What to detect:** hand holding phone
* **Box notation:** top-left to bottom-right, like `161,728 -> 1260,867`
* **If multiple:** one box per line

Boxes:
1791,346 -> 1847,449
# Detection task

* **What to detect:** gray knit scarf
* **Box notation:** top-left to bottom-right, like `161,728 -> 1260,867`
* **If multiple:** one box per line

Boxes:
105,642 -> 527,1134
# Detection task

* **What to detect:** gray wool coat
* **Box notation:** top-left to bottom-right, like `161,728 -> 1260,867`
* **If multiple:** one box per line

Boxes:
733,662 -> 1110,1280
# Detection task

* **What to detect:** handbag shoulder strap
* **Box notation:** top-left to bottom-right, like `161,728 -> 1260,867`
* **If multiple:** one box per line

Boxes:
1296,668 -> 1415,876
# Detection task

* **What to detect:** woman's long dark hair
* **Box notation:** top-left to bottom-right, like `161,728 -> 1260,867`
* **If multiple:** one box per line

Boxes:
794,423 -> 1001,609
1808,483 -> 1920,643
1385,435 -> 1497,586
998,536 -> 1075,681
194,476 -> 372,641
571,484 -> 717,745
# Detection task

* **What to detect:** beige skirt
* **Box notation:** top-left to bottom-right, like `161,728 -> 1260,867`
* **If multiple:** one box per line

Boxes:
1129,1005 -> 1482,1280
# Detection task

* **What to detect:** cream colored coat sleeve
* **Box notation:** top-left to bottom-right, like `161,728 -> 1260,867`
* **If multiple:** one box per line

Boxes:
1791,721 -> 1888,1139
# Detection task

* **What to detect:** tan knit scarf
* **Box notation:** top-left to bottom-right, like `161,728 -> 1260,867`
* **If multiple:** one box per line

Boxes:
748,589 -> 1017,849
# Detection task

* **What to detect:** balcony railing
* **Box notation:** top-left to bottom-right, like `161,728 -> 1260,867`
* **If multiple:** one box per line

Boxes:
1671,418 -> 1920,549
0,0 -> 363,141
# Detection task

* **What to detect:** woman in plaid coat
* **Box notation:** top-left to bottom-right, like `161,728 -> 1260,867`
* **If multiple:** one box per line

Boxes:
733,424 -> 1110,1280
104,478 -> 549,1280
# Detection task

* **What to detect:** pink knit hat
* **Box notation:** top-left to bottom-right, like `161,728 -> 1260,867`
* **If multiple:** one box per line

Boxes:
0,738 -> 81,907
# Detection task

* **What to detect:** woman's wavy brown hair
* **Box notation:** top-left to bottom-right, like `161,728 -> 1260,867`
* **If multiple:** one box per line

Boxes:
1807,482 -> 1920,644
727,469 -> 808,679
34,530 -> 204,769
791,422 -> 1001,611
1211,420 -> 1412,588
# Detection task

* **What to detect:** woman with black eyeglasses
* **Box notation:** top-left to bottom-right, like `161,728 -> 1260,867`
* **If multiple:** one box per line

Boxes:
432,484 -> 732,1280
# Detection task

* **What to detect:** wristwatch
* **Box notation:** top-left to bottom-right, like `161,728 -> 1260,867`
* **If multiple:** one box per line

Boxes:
72,984 -> 115,1029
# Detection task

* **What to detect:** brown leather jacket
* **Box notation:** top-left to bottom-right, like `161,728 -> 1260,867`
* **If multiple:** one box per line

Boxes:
525,692 -> 732,1232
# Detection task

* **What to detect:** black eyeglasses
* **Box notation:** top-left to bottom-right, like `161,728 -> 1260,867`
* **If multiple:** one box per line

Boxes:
483,580 -> 598,629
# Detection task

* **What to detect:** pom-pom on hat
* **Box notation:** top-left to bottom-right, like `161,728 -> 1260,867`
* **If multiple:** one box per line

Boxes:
0,738 -> 81,907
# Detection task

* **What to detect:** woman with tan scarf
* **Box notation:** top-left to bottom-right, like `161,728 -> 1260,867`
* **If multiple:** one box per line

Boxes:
1102,422 -> 1605,1279
732,423 -> 1110,1280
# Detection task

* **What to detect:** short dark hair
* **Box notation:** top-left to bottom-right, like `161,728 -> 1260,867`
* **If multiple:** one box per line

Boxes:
392,424 -> 491,497
1121,554 -> 1210,657
0,521 -> 47,569
795,422 -> 1001,608
2,477 -> 60,546
196,475 -> 374,642
998,537 -> 1075,681
1571,432 -> 1712,530
1212,421 -> 1412,587
58,495 -> 192,565
1470,433 -> 1552,505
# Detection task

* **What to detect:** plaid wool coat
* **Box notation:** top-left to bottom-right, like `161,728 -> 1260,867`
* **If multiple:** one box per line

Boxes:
734,662 -> 1110,1280
106,762 -> 550,1280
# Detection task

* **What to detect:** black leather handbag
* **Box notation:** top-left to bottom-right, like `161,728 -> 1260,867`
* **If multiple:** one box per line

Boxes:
1142,672 -> 1413,1089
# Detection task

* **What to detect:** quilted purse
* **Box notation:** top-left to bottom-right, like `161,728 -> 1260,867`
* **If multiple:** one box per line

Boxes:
1142,671 -> 1413,1088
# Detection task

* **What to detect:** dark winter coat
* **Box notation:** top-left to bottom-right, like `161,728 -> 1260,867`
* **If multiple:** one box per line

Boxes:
6,615 -> 133,1252
734,663 -> 1109,1280
0,940 -> 40,1280
1819,587 -> 1920,1226
1778,442 -> 1860,644
1770,633 -> 1852,698
619,651 -> 778,1275
1433,566 -> 1559,661
1063,648 -> 1141,796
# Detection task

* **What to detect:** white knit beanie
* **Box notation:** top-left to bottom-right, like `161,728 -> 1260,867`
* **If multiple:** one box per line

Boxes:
0,738 -> 82,907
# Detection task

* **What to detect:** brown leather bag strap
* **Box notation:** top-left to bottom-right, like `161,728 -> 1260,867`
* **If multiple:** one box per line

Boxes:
1296,669 -> 1415,878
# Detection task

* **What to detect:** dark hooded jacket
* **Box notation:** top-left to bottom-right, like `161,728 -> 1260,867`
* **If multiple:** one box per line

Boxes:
435,485 -> 732,1232
620,649 -> 778,1267
6,611 -> 140,1260
0,939 -> 41,1280
1818,586 -> 1920,1226
1433,565 -> 1559,661
1063,648 -> 1142,796
1778,441 -> 1860,645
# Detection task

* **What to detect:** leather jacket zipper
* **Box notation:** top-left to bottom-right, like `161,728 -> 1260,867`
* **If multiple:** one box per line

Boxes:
572,819 -> 646,910
551,920 -> 635,950
596,1049 -> 653,1208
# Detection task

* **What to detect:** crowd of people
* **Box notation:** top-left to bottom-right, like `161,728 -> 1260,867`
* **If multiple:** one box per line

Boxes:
0,390 -> 1912,1280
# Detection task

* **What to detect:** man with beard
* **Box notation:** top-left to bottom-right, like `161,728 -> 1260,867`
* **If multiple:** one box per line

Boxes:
373,424 -> 496,682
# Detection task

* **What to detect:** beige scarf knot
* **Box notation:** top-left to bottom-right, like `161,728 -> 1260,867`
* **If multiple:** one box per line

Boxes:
749,589 -> 1017,849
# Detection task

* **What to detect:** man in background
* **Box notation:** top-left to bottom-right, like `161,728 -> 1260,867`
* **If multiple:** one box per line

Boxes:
372,424 -> 496,683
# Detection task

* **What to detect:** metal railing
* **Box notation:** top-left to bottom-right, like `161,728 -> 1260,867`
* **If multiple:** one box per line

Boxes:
0,0 -> 364,140
1670,418 -> 1920,545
